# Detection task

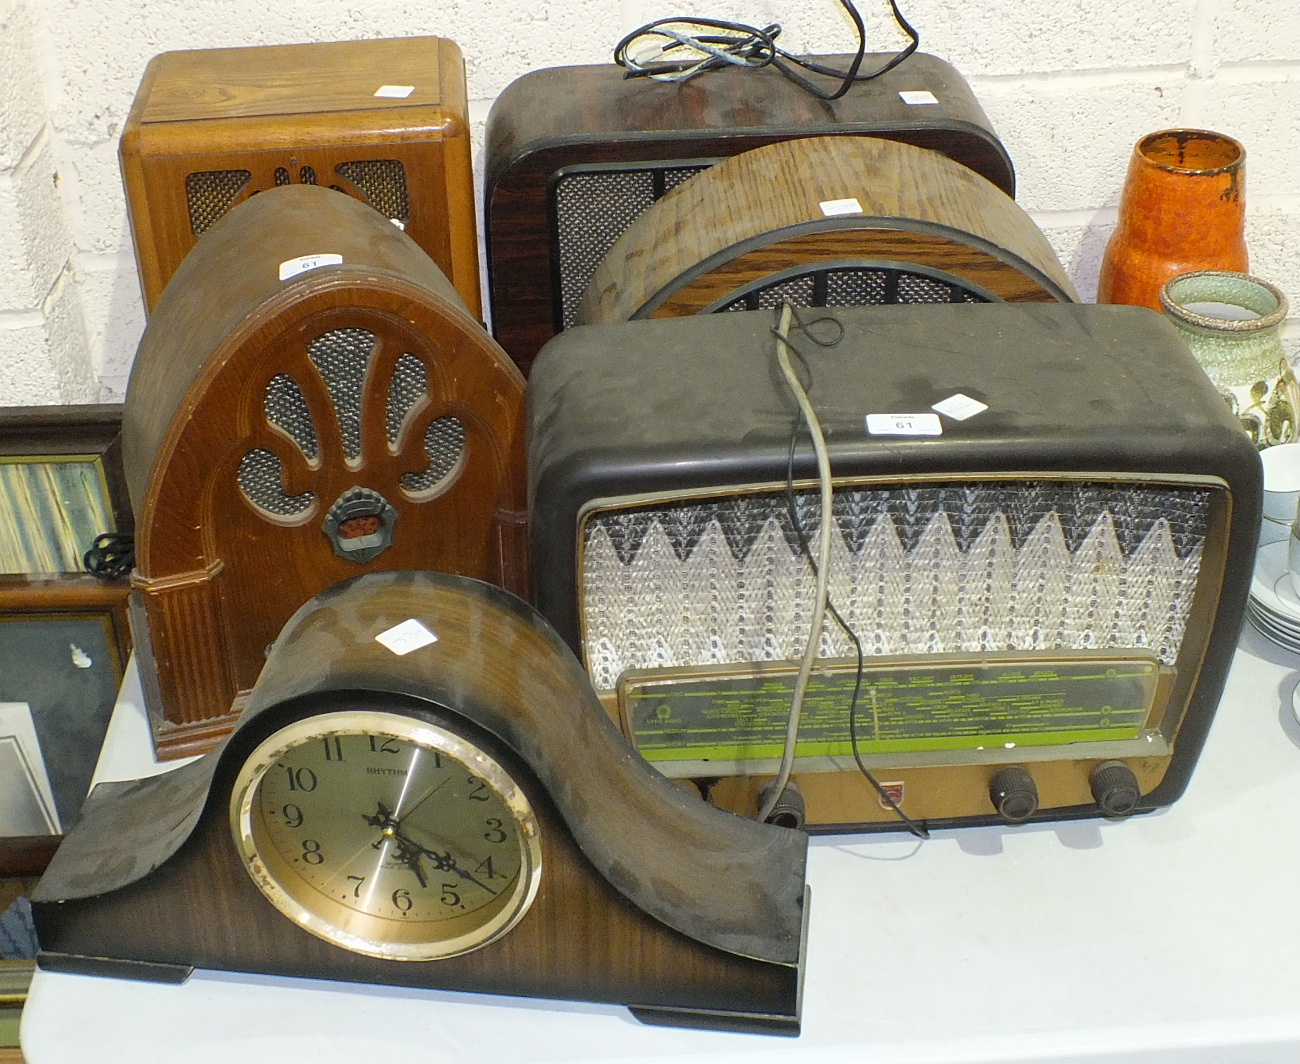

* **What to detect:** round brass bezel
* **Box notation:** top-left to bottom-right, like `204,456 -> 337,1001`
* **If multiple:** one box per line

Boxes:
229,708 -> 542,961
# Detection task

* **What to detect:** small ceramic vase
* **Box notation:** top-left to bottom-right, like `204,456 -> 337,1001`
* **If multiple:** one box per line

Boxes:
1098,130 -> 1247,311
1160,270 -> 1295,449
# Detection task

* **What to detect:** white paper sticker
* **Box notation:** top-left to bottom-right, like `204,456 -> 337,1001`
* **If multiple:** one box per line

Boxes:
899,90 -> 939,105
931,393 -> 989,421
820,197 -> 864,218
866,412 -> 943,437
279,254 -> 343,281
374,84 -> 416,98
375,619 -> 438,656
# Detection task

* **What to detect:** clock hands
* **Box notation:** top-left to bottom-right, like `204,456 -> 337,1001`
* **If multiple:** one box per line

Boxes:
363,801 -> 498,896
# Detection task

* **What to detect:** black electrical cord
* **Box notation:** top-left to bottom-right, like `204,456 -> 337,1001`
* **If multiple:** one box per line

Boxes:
613,0 -> 919,101
84,531 -> 135,579
777,306 -> 930,840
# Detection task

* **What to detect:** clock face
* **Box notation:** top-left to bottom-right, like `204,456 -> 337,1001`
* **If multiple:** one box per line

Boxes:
230,709 -> 542,960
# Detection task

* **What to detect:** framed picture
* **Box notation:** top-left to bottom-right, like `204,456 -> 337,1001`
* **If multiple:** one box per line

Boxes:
0,405 -> 132,877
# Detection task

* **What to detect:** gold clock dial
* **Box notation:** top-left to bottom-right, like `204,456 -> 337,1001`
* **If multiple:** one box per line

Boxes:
230,709 -> 542,960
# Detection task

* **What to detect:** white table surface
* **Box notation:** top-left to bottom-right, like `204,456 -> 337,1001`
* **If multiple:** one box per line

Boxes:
21,629 -> 1300,1064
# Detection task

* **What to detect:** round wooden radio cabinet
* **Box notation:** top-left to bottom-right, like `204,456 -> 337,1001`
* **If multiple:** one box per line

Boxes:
576,136 -> 1078,323
122,184 -> 527,759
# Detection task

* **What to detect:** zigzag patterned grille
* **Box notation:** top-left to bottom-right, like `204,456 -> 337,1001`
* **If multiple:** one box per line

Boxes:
581,482 -> 1211,691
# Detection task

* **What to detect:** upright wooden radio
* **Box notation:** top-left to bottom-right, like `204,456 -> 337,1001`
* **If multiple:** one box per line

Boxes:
120,36 -> 480,315
123,185 -> 526,760
484,51 -> 1015,373
528,304 -> 1260,833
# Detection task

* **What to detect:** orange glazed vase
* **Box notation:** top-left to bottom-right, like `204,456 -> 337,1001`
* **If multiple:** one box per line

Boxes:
1097,129 -> 1247,310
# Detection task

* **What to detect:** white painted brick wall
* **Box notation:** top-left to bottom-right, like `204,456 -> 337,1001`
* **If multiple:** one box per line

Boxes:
0,0 -> 94,404
1,0 -> 1296,403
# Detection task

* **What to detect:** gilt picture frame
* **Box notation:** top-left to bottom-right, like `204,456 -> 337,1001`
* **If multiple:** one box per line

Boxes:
0,405 -> 133,876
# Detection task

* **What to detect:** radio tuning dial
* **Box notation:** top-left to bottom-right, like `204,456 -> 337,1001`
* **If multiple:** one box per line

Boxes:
989,766 -> 1039,823
1090,760 -> 1142,818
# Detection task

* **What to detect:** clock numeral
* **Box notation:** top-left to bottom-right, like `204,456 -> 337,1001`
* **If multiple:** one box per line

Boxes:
301,839 -> 324,865
368,736 -> 402,754
321,736 -> 344,762
440,883 -> 461,907
483,818 -> 507,844
282,803 -> 304,829
283,766 -> 318,792
347,875 -> 365,899
467,776 -> 490,802
475,856 -> 504,880
392,888 -> 413,912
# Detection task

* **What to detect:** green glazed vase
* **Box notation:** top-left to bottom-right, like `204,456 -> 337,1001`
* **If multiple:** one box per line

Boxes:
1160,270 -> 1295,449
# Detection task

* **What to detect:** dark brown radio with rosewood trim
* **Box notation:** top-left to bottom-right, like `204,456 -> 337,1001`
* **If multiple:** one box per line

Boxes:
484,52 -> 1015,374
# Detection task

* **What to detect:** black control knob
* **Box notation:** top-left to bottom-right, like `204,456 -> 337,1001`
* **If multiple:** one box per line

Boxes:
758,781 -> 807,830
989,766 -> 1039,823
1090,760 -> 1141,818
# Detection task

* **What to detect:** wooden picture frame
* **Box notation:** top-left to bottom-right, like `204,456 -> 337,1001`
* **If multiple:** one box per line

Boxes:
0,405 -> 133,877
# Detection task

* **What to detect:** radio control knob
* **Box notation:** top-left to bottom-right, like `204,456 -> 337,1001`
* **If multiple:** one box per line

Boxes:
758,780 -> 807,831
1090,760 -> 1141,817
989,766 -> 1039,823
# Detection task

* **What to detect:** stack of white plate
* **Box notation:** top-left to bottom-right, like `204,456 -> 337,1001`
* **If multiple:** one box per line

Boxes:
1248,540 -> 1300,653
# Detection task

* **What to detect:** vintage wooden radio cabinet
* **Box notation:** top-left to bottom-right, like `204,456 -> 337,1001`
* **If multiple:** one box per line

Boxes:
120,36 -> 480,315
122,185 -> 526,760
578,136 -> 1077,324
528,303 -> 1261,833
483,51 -> 1017,373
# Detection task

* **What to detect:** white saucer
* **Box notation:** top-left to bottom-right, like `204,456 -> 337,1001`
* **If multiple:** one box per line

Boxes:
1250,540 -> 1300,621
1293,684 -> 1300,728
1250,597 -> 1300,635
1248,602 -> 1300,652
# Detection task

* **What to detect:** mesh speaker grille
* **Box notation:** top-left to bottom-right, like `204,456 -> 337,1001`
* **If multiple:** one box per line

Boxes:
386,354 -> 428,446
661,166 -> 709,192
555,171 -> 656,329
185,170 -> 252,235
718,265 -> 989,312
264,374 -> 319,460
400,415 -> 466,496
580,481 -> 1212,691
308,328 -> 376,464
552,164 -> 711,329
237,448 -> 315,517
755,275 -> 816,309
335,160 -> 410,225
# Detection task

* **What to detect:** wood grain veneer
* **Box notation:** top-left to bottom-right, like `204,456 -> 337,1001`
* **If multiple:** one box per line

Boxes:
120,36 -> 479,315
484,51 -> 1016,374
578,136 -> 1077,325
34,572 -> 807,1034
123,185 -> 526,760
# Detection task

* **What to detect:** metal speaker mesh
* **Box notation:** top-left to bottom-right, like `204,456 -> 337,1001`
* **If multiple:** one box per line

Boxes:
307,329 -> 376,464
400,415 -> 466,497
185,170 -> 252,235
717,264 -> 990,313
335,160 -> 411,226
386,354 -> 428,446
237,448 -> 315,518
553,164 -> 710,328
580,481 -> 1212,692
264,374 -> 319,460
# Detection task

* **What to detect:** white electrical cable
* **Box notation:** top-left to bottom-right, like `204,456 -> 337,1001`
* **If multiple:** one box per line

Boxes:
757,303 -> 835,825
